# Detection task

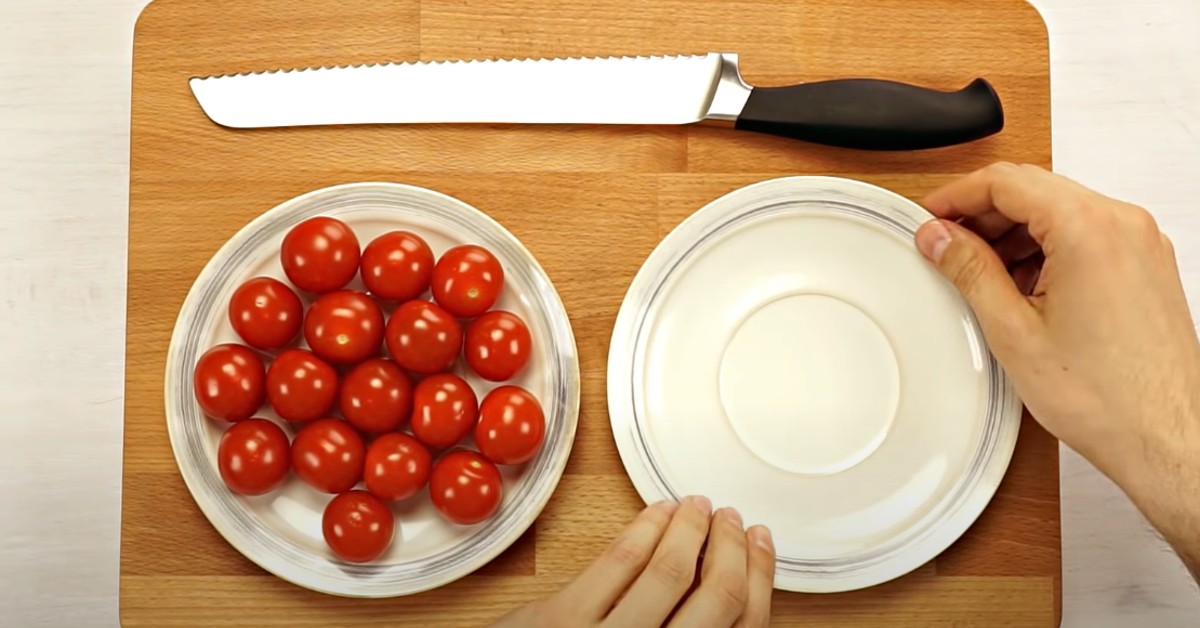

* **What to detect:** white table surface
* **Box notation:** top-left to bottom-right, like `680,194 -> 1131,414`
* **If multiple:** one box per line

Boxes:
2,0 -> 1198,625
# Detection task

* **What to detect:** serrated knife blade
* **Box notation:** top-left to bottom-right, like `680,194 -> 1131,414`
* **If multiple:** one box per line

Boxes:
190,52 -> 1006,151
191,53 -> 744,128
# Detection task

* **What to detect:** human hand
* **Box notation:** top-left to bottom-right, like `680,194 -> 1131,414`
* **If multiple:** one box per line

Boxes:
914,163 -> 1200,574
492,497 -> 776,628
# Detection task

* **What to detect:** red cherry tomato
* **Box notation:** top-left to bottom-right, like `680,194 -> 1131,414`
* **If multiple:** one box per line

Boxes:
431,245 -> 504,318
385,301 -> 463,374
266,349 -> 338,422
430,450 -> 503,525
361,231 -> 435,302
228,277 -> 304,350
303,290 -> 385,365
464,311 -> 532,381
364,433 -> 432,501
339,359 -> 412,435
291,418 -> 365,493
218,418 -> 291,495
475,386 -> 546,465
194,344 -> 265,422
322,490 -> 395,563
411,374 -> 478,449
280,217 -> 360,293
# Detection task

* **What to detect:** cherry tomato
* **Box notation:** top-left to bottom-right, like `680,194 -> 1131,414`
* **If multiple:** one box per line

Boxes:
475,386 -> 546,465
280,216 -> 360,293
228,277 -> 304,350
464,310 -> 532,381
385,301 -> 462,374
411,374 -> 478,449
339,359 -> 412,435
266,349 -> 338,422
291,418 -> 365,493
218,418 -> 291,495
194,344 -> 265,422
431,245 -> 504,318
322,490 -> 395,563
364,433 -> 432,501
361,231 -> 435,302
430,450 -> 503,525
303,290 -> 385,365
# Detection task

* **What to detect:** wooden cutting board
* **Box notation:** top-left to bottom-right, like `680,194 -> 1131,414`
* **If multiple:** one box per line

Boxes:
122,0 -> 1058,625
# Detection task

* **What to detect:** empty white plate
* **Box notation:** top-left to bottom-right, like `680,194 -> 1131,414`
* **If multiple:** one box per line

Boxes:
607,176 -> 1020,593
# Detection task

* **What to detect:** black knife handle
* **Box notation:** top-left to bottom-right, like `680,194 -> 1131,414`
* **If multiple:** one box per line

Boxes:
732,78 -> 1004,151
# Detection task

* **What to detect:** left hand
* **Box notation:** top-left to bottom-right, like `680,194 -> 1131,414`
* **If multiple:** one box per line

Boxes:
492,496 -> 776,627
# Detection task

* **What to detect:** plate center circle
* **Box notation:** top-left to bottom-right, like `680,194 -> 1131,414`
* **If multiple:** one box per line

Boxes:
718,293 -> 900,476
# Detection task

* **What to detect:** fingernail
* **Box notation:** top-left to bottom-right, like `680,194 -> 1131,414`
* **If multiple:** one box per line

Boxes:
685,495 -> 713,517
749,525 -> 774,552
916,220 -> 953,263
721,507 -> 744,528
651,500 -> 679,516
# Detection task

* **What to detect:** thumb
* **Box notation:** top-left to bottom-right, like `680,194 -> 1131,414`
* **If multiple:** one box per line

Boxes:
915,219 -> 1038,360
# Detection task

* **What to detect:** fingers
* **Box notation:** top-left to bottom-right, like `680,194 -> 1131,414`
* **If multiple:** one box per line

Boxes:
736,526 -> 775,628
557,500 -> 678,620
959,211 -> 1016,241
922,162 -> 1086,244
667,508 -> 749,628
993,225 -> 1041,266
915,219 -> 1040,362
604,496 -> 713,628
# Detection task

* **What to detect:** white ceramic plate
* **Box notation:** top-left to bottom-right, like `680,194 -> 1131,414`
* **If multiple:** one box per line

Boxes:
164,182 -> 580,597
608,176 -> 1020,593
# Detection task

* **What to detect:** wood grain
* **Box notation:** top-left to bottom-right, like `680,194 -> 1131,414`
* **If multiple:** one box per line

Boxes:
122,0 -> 1058,625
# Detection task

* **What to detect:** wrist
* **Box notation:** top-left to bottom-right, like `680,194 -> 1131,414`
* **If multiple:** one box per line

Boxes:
1114,391 -> 1200,574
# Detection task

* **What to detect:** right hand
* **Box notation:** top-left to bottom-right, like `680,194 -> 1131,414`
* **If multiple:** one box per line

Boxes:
914,163 -> 1200,573
493,497 -> 776,628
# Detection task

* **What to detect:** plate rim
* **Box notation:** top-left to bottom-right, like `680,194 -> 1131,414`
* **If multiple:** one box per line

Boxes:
163,181 -> 581,597
606,175 -> 1021,593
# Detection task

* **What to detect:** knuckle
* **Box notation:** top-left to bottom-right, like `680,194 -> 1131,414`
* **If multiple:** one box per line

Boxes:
1161,232 -> 1176,255
640,503 -> 674,530
675,508 -> 711,539
737,610 -> 771,628
1128,207 -> 1160,234
1062,196 -> 1114,239
1070,195 -> 1102,219
982,161 -> 1020,183
944,246 -> 990,294
606,536 -> 652,570
648,552 -> 697,591
987,161 -> 1020,174
719,518 -> 749,548
709,570 -> 749,612
1117,199 -> 1152,220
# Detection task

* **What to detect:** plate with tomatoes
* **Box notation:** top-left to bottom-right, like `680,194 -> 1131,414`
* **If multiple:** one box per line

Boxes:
165,182 -> 579,597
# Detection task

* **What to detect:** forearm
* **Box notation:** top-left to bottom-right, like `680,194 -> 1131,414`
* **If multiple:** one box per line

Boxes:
1119,397 -> 1200,580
